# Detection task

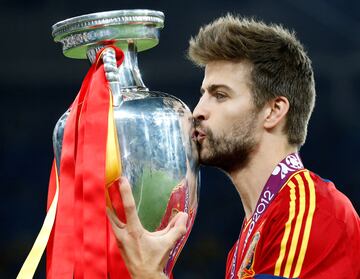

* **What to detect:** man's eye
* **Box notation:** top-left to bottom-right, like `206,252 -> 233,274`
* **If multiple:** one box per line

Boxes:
215,92 -> 226,100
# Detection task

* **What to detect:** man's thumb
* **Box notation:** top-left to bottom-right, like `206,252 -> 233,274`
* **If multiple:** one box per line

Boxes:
165,212 -> 188,246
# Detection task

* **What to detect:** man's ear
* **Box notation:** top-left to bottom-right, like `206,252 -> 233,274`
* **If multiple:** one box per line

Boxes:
263,96 -> 289,129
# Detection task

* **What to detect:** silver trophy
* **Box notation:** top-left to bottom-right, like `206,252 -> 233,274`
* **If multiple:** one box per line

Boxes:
51,9 -> 199,274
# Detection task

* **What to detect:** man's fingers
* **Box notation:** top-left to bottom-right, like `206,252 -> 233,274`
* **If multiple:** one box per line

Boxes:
107,207 -> 126,244
163,212 -> 188,246
152,211 -> 188,237
119,177 -> 142,230
167,211 -> 185,228
106,207 -> 126,229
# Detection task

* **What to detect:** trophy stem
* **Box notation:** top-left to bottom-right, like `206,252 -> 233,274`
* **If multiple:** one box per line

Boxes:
118,42 -> 147,90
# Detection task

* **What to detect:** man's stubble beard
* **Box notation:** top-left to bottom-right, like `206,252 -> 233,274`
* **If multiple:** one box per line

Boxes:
196,112 -> 259,173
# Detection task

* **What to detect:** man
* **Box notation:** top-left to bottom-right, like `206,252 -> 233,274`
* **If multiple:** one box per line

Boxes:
107,15 -> 360,278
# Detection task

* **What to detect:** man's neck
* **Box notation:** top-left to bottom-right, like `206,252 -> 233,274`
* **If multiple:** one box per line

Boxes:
228,139 -> 297,220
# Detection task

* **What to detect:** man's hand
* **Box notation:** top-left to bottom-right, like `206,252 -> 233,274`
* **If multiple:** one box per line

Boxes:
107,177 -> 188,279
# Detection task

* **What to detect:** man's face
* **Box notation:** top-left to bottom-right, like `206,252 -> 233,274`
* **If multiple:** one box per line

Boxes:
193,60 -> 261,172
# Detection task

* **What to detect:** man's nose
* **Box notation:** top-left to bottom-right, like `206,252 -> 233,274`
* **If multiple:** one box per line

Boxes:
193,97 -> 209,121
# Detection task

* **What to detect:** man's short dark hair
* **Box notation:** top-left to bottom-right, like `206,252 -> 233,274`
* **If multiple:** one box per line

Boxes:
188,14 -> 316,147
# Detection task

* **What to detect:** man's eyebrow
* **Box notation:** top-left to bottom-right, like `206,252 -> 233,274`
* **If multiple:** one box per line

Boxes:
200,84 -> 233,94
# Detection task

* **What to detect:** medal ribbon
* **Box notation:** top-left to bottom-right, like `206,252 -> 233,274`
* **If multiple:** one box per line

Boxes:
229,153 -> 304,279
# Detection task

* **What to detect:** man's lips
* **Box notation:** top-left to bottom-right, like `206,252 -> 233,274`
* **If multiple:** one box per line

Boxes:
192,128 -> 206,143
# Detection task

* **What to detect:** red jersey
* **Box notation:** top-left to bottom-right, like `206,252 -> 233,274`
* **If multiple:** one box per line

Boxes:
226,168 -> 360,279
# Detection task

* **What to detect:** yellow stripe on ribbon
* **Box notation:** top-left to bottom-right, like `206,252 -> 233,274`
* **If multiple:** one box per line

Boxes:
274,180 -> 296,276
283,174 -> 306,277
293,171 -> 316,277
17,166 -> 60,279
105,90 -> 122,207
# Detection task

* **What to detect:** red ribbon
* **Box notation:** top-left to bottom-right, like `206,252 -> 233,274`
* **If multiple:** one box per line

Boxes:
46,46 -> 131,278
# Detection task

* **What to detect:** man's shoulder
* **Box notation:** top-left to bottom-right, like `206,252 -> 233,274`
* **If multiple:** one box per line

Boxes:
307,170 -> 359,223
266,170 -> 359,226
242,170 -> 360,279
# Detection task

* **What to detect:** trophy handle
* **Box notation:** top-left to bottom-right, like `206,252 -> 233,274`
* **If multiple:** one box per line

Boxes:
102,47 -> 123,106
102,47 -> 120,83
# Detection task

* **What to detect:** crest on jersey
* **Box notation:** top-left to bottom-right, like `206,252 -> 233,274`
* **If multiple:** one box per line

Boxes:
238,232 -> 260,279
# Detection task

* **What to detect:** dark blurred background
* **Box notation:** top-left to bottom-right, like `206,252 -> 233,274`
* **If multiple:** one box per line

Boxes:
1,0 -> 359,278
